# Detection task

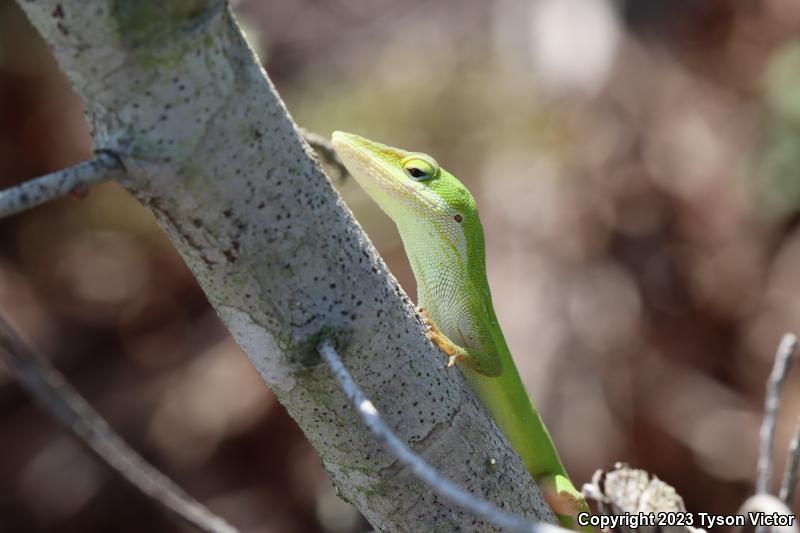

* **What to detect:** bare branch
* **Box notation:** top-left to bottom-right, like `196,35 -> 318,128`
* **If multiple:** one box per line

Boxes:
0,152 -> 123,219
779,417 -> 800,507
317,339 -> 563,533
300,128 -> 349,181
0,313 -> 239,533
757,334 -> 798,494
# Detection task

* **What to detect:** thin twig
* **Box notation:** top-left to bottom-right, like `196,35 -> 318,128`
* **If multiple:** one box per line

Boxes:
300,129 -> 349,181
0,152 -> 123,219
779,417 -> 800,507
757,334 -> 797,495
317,339 -> 564,533
0,313 -> 238,533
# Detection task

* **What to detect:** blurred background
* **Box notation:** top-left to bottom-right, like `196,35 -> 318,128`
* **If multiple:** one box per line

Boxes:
1,0 -> 800,531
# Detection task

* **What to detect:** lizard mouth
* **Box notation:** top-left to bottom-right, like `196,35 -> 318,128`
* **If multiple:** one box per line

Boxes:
331,131 -> 430,210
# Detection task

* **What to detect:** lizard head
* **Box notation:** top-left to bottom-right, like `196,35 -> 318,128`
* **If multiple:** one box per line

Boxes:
331,131 -> 481,259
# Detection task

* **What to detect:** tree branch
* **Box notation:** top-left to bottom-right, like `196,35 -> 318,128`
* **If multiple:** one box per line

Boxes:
779,417 -> 800,507
757,333 -> 797,495
0,131 -> 343,220
318,339 -> 564,533
0,313 -> 238,533
0,152 -> 123,218
14,1 -> 554,530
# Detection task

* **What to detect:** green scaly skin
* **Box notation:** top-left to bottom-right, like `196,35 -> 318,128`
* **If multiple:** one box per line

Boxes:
332,131 -> 590,530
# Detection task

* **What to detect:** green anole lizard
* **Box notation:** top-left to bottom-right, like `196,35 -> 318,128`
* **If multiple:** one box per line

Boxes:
331,131 -> 590,529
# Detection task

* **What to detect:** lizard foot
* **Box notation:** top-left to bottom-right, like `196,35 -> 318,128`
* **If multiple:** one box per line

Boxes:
418,308 -> 463,368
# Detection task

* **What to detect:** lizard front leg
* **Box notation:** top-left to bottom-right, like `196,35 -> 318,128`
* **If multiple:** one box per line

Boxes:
418,308 -> 502,377
418,308 -> 460,367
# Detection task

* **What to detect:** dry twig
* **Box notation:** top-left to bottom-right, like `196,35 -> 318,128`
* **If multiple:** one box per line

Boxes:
779,417 -> 800,507
300,128 -> 349,181
757,334 -> 797,495
0,313 -> 239,533
0,152 -> 123,218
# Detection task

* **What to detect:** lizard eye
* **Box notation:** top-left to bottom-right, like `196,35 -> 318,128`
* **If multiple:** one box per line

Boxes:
402,154 -> 439,181
407,167 -> 426,179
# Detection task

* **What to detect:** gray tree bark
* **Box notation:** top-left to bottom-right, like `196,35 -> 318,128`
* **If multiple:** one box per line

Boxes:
14,1 -> 556,530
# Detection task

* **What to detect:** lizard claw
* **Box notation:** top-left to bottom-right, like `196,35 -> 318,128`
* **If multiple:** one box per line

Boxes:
417,308 -> 463,369
417,307 -> 432,326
